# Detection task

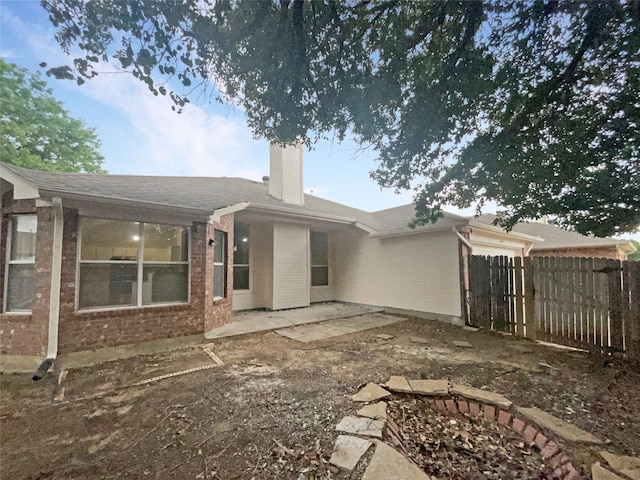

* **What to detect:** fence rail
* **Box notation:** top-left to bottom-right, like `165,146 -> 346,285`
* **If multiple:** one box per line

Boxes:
468,255 -> 640,356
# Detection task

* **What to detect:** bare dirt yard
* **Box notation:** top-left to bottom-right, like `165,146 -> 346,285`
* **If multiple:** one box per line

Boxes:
1,314 -> 639,480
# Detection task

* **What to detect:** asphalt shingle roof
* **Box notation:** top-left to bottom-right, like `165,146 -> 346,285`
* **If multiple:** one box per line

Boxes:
472,213 -> 625,249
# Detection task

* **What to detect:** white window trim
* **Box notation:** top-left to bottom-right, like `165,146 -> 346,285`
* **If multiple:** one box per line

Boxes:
75,219 -> 191,312
3,215 -> 37,314
310,231 -> 329,288
233,223 -> 251,292
213,230 -> 227,300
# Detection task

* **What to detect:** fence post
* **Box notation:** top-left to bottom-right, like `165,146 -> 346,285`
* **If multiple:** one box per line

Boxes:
524,256 -> 536,340
607,259 -> 624,351
514,256 -> 525,337
624,261 -> 640,357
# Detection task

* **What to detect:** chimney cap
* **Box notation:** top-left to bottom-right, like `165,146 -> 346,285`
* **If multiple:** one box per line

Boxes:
262,175 -> 270,183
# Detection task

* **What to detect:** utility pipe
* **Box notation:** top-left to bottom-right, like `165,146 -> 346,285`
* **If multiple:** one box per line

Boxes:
453,228 -> 473,254
33,197 -> 63,381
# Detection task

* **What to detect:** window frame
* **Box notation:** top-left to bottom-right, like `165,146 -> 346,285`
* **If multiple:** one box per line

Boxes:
3,214 -> 37,313
213,229 -> 227,299
233,223 -> 250,291
75,218 -> 191,311
310,230 -> 329,287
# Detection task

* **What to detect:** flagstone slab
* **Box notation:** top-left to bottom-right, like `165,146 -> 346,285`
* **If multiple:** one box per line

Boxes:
453,341 -> 473,348
408,379 -> 449,396
357,401 -> 387,421
592,462 -> 626,480
329,435 -> 373,471
463,326 -> 480,332
600,451 -> 640,480
335,415 -> 384,438
410,337 -> 429,344
376,334 -> 394,340
386,375 -> 413,393
517,407 -> 602,443
361,441 -> 432,480
451,384 -> 512,409
350,383 -> 391,402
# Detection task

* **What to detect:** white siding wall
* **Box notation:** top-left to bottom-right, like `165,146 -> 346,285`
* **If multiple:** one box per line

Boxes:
232,223 -> 273,311
269,144 -> 304,205
469,231 -> 527,258
272,223 -> 310,310
332,228 -> 462,318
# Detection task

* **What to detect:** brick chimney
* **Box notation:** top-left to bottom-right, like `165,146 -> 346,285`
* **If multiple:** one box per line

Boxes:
269,143 -> 304,206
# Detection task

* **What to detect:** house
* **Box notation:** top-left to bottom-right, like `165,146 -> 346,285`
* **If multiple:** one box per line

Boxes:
1,145 -> 542,371
472,214 -> 636,260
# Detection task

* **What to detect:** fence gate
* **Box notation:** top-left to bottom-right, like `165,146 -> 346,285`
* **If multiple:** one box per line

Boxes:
468,255 -> 640,356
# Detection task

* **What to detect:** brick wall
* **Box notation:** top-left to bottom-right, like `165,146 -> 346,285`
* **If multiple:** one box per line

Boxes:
1,197 -> 235,356
0,200 -> 49,356
529,246 -> 623,261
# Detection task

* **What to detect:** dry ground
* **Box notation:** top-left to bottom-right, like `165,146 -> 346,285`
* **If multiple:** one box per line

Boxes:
1,314 -> 639,480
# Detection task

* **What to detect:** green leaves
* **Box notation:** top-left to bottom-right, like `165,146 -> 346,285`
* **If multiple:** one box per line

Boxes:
0,59 -> 105,173
40,0 -> 640,236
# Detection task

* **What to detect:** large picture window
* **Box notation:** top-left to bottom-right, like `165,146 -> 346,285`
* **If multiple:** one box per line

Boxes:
4,215 -> 37,312
233,223 -> 250,290
310,231 -> 329,287
213,230 -> 227,299
78,218 -> 189,309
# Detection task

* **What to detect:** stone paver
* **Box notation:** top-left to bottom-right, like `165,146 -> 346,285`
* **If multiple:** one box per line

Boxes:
451,384 -> 513,409
350,383 -> 391,402
357,401 -> 387,420
410,337 -> 429,344
335,415 -> 385,438
518,407 -> 602,444
453,340 -> 473,348
592,462 -> 626,480
600,451 -> 640,480
509,344 -> 533,353
376,334 -> 394,340
362,441 -> 432,480
386,375 -> 413,393
463,326 -> 480,332
329,435 -> 373,471
409,379 -> 449,395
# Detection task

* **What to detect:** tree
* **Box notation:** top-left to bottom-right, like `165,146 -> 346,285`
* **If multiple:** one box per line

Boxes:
0,59 -> 105,173
629,240 -> 640,261
40,0 -> 639,236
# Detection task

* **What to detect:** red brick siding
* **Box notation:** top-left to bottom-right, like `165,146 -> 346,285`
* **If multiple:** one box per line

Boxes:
1,199 -> 235,356
1,201 -> 50,356
529,247 -> 623,261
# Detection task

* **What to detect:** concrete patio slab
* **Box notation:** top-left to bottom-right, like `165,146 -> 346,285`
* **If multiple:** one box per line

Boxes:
275,313 -> 405,343
205,302 -> 384,339
357,401 -> 387,421
335,416 -> 385,438
518,407 -> 602,443
329,435 -> 373,471
350,383 -> 391,402
362,441 -> 432,480
451,384 -> 512,409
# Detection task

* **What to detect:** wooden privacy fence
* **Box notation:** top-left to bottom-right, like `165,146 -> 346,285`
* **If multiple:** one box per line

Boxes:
468,255 -> 640,356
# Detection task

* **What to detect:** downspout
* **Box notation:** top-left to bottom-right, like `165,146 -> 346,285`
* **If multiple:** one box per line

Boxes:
33,197 -> 63,381
525,243 -> 534,256
454,227 -> 473,326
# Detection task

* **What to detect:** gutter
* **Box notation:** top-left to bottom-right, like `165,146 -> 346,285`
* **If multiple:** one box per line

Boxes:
33,197 -> 63,381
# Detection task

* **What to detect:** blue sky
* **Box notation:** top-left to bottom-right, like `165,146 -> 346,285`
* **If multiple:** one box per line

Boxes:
1,1 -> 638,242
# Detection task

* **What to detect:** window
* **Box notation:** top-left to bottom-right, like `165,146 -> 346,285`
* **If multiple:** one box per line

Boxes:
77,218 -> 189,309
213,230 -> 227,299
4,215 -> 37,312
233,223 -> 250,290
310,231 -> 329,287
